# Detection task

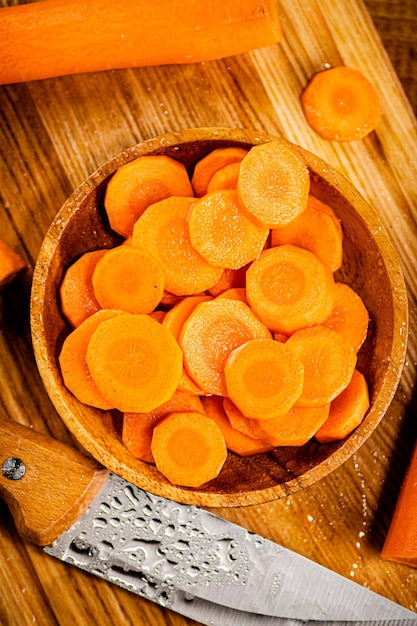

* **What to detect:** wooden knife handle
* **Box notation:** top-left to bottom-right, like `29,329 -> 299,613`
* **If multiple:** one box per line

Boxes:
0,416 -> 109,546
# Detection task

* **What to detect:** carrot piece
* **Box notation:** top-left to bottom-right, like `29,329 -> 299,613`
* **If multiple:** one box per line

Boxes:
151,410 -> 227,487
92,245 -> 165,314
122,391 -> 204,463
162,294 -> 212,395
86,313 -> 183,412
270,196 -> 344,272
323,282 -> 369,353
202,396 -> 275,456
0,0 -> 282,85
59,309 -> 124,410
223,397 -> 265,439
59,249 -> 107,327
273,332 -> 289,343
246,245 -> 336,334
301,66 -> 381,142
0,238 -> 26,290
216,287 -> 248,304
254,404 -> 331,447
224,338 -> 305,419
149,310 -> 166,323
206,161 -> 242,193
104,156 -> 194,237
315,369 -> 370,443
179,298 -> 271,396
208,264 -> 248,297
381,440 -> 417,567
132,196 -> 223,295
285,325 -> 357,407
191,147 -> 248,197
237,140 -> 310,228
308,195 -> 343,234
188,189 -> 269,270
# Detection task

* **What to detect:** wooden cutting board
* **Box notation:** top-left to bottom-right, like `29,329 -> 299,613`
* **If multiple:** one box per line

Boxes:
0,1 -> 416,624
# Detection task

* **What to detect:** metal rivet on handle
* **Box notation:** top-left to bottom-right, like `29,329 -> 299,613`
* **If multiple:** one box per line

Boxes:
2,457 -> 26,480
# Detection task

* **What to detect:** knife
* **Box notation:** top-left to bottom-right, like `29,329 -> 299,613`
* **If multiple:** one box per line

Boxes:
1,416 -> 415,625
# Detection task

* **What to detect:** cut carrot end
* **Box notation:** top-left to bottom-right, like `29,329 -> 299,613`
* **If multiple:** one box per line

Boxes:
301,66 -> 381,142
237,140 -> 310,228
224,338 -> 304,419
151,411 -> 227,487
86,313 -> 183,413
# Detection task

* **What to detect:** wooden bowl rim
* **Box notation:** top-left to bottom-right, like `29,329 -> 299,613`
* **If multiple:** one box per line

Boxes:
30,127 -> 409,507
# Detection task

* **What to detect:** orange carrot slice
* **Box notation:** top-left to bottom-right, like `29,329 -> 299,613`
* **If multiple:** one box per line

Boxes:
208,264 -> 249,297
123,391 -> 204,463
59,308 -> 124,409
92,245 -> 165,314
223,397 -> 265,439
254,404 -> 331,447
202,395 -> 274,456
246,245 -> 336,334
207,161 -> 241,193
86,313 -> 183,412
151,410 -> 227,487
132,196 -> 223,295
224,338 -> 304,419
104,156 -> 193,237
301,66 -> 381,141
237,140 -> 310,228
285,325 -> 357,407
0,238 -> 26,290
188,189 -> 269,270
323,282 -> 369,353
381,440 -> 417,567
315,369 -> 370,443
270,196 -> 344,272
179,298 -> 271,396
191,147 -> 248,197
216,287 -> 248,304
60,249 -> 107,327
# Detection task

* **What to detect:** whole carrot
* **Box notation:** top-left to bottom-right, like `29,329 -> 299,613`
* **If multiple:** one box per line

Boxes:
0,0 -> 282,84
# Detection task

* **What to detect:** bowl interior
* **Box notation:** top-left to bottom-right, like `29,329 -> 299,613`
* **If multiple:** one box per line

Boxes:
30,127 -> 408,507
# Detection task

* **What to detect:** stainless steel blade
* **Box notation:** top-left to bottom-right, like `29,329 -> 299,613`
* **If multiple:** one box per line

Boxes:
45,473 -> 416,623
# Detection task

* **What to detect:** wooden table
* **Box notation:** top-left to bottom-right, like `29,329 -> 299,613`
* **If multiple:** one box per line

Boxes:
1,1 -> 417,624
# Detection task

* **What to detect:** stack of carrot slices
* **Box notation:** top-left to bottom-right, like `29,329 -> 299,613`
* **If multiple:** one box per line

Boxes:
58,140 -> 371,488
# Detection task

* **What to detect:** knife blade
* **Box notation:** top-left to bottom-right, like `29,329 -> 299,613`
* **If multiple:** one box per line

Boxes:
1,417 -> 415,624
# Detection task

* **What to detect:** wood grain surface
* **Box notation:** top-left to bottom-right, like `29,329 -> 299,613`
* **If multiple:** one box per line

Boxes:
1,1 -> 417,625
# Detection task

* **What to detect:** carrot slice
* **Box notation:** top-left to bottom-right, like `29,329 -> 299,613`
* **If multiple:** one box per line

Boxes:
60,249 -> 107,327
92,245 -> 165,314
254,404 -> 331,447
191,147 -> 248,197
132,196 -> 223,295
122,391 -> 204,463
104,155 -> 194,237
323,282 -> 369,353
315,369 -> 370,443
270,196 -> 344,272
301,66 -> 381,142
59,308 -> 124,410
207,161 -> 241,193
0,238 -> 26,290
162,294 -> 212,395
224,338 -> 304,419
216,287 -> 248,304
151,410 -> 227,487
308,195 -> 343,235
202,395 -> 274,456
285,325 -> 357,407
208,264 -> 249,297
179,298 -> 271,396
246,245 -> 336,334
237,140 -> 310,228
381,440 -> 417,567
188,189 -> 269,270
86,313 -> 183,412
223,397 -> 266,439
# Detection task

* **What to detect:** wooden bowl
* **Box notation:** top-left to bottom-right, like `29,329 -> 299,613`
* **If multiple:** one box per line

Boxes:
30,127 -> 408,507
